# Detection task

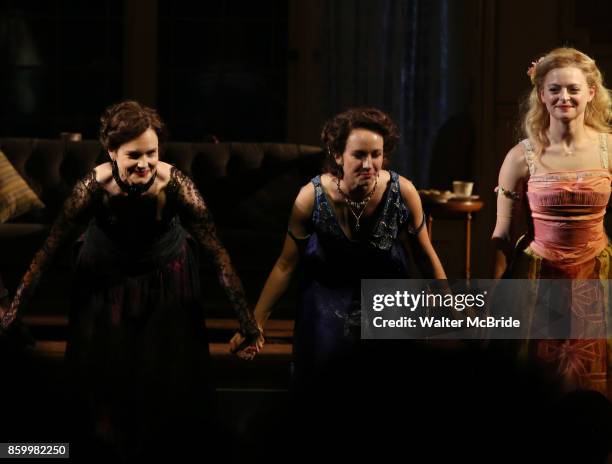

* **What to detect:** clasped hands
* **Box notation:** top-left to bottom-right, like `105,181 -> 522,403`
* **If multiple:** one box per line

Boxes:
229,324 -> 265,361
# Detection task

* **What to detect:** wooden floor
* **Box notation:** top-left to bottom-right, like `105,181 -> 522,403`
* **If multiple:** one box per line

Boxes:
23,316 -> 294,350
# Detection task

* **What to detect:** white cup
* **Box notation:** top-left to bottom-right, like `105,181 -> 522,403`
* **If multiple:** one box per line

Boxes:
60,132 -> 82,142
452,181 -> 474,197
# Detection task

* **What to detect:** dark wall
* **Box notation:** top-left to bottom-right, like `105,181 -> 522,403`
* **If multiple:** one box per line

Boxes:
0,0 -> 123,139
156,0 -> 289,142
0,0 -> 289,143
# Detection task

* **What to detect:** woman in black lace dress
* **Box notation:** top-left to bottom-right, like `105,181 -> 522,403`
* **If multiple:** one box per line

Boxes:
0,101 -> 260,460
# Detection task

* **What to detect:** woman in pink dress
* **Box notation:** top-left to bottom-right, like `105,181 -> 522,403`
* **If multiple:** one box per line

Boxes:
492,47 -> 612,399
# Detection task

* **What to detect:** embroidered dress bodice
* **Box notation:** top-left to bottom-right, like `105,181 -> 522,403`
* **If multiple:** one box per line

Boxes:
523,135 -> 611,265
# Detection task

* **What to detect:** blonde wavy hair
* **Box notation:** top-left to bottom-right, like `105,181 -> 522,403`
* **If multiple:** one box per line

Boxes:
521,47 -> 612,154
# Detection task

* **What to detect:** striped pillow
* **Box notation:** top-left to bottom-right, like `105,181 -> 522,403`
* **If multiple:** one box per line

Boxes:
0,150 -> 45,223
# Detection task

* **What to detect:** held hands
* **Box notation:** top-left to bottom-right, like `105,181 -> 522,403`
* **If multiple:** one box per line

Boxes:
229,322 -> 265,361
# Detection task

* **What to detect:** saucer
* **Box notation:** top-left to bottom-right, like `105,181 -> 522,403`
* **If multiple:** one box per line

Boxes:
451,194 -> 480,201
418,189 -> 454,203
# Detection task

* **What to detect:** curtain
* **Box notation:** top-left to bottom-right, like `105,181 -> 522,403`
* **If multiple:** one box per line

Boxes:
322,0 -> 472,188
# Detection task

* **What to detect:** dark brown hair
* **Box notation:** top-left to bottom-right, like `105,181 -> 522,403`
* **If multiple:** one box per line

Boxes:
320,107 -> 400,176
99,100 -> 166,152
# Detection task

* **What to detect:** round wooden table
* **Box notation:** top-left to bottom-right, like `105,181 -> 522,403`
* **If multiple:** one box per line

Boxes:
421,198 -> 484,279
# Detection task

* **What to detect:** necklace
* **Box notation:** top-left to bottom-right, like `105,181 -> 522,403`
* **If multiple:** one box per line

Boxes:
335,175 -> 378,231
112,160 -> 157,196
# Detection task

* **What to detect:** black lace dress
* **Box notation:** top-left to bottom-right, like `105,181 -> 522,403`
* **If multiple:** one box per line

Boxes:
2,167 -> 256,459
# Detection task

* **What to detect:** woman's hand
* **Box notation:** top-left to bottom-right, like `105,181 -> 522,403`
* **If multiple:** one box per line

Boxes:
0,300 -> 16,332
229,328 -> 265,360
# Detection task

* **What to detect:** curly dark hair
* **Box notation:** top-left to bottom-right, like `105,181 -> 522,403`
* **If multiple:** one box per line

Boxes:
99,100 -> 166,152
320,107 -> 400,176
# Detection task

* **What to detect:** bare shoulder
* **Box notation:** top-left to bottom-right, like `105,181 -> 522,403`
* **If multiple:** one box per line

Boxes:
378,169 -> 391,186
506,142 -> 529,165
397,175 -> 420,205
293,181 -> 316,218
319,172 -> 335,192
398,175 -> 417,195
395,175 -> 425,222
93,162 -> 113,186
501,142 -> 530,178
156,161 -> 173,185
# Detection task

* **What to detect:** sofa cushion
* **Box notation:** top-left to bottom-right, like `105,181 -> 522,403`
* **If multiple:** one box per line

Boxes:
164,142 -> 324,231
0,150 -> 45,223
0,138 -> 106,223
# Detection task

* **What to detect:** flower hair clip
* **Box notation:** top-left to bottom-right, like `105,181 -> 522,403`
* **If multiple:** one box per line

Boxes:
526,57 -> 544,83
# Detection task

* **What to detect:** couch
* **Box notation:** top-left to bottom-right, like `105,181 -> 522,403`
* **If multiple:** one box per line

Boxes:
0,137 -> 325,335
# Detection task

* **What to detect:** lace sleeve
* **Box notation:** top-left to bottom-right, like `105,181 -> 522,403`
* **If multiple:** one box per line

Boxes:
1,170 -> 100,329
168,168 -> 259,339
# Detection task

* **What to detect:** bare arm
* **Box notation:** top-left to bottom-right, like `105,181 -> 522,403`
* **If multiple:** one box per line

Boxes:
253,183 -> 314,328
170,168 -> 260,341
399,177 -> 447,279
228,182 -> 314,356
491,144 -> 529,278
1,171 -> 99,329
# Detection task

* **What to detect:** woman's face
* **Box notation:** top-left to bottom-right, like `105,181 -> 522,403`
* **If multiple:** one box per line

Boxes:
540,66 -> 594,123
110,127 -> 159,185
335,128 -> 384,190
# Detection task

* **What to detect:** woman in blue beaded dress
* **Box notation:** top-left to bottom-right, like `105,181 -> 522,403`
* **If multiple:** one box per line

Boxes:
231,108 -> 446,386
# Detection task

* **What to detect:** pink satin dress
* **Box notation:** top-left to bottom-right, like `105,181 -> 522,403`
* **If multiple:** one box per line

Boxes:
511,135 -> 612,399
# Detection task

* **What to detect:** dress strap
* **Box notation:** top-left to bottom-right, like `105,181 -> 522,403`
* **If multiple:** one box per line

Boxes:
287,228 -> 310,244
408,211 -> 427,235
309,174 -> 337,234
310,175 -> 323,205
599,133 -> 609,170
521,139 -> 536,176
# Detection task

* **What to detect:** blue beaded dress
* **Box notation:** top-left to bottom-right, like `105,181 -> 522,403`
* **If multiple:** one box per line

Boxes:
291,171 -> 414,386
